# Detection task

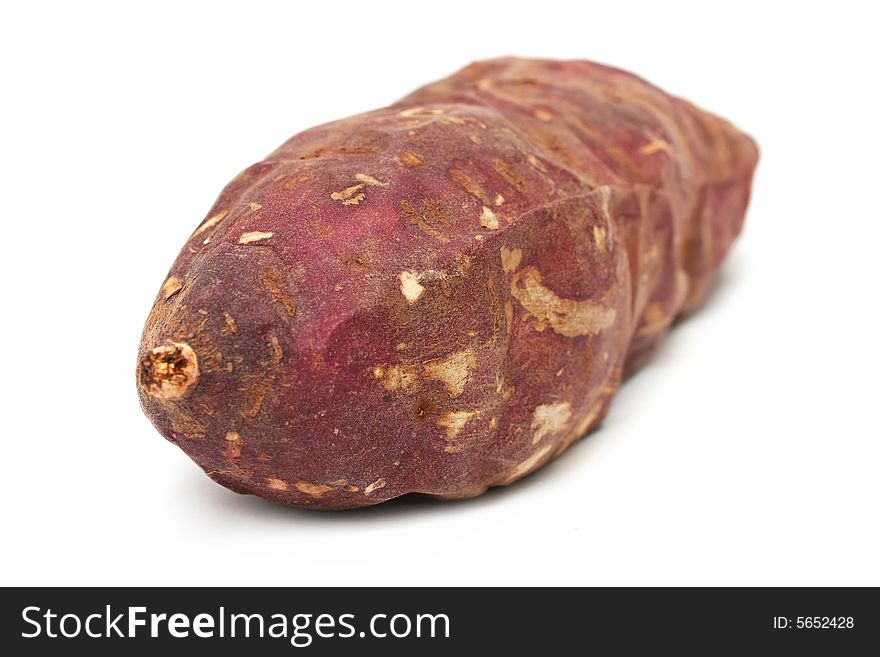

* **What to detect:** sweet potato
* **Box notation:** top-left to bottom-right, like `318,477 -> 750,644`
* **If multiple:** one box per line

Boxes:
137,58 -> 758,509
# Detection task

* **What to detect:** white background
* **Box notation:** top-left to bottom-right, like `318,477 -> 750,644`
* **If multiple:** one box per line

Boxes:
1,0 -> 878,586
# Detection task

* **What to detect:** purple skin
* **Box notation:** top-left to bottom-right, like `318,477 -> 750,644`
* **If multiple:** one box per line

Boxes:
137,58 -> 758,509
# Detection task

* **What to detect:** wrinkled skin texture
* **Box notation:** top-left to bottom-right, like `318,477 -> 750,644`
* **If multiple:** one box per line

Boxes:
137,58 -> 758,509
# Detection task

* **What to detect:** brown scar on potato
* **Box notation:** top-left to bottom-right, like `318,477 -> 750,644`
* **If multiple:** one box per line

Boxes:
364,478 -> 387,495
500,246 -> 523,273
398,151 -> 423,167
423,349 -> 477,398
259,268 -> 297,317
511,267 -> 616,337
639,137 -> 673,156
222,431 -> 242,461
480,206 -> 499,230
331,184 -> 366,205
450,167 -> 491,204
223,312 -> 238,334
399,198 -> 450,242
266,477 -> 289,491
375,363 -> 419,392
192,210 -> 229,237
531,401 -> 572,443
493,159 -> 526,192
399,270 -> 426,304
294,480 -> 333,499
438,410 -> 479,449
558,398 -> 604,454
161,276 -> 183,300
504,444 -> 554,483
238,231 -> 274,245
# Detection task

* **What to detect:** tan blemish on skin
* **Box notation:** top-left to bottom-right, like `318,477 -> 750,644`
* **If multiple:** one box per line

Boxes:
379,364 -> 419,393
450,168 -> 490,204
596,185 -> 612,222
269,335 -> 283,365
559,399 -> 604,454
500,246 -> 523,273
638,302 -> 668,336
138,341 -> 200,400
474,234 -> 484,241
399,151 -> 423,167
224,312 -> 238,333
534,108 -> 554,122
259,268 -> 297,316
640,137 -> 673,156
193,210 -> 229,236
364,478 -> 387,495
480,206 -> 499,230
495,194 -> 505,206
399,270 -> 426,304
593,225 -> 607,253
399,199 -> 450,243
494,159 -> 526,192
489,417 -> 497,429
222,432 -> 242,461
506,444 -> 554,483
437,410 -> 478,444
295,480 -> 332,499
331,183 -> 366,205
531,402 -> 572,444
423,349 -> 476,398
238,231 -> 273,245
246,202 -> 263,213
469,134 -> 481,144
511,267 -> 617,337
266,477 -> 288,491
399,107 -> 444,117
354,173 -> 388,187
527,154 -> 548,173
161,276 -> 183,300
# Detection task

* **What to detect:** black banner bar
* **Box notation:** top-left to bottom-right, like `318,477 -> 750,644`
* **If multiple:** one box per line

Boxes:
2,587 -> 876,654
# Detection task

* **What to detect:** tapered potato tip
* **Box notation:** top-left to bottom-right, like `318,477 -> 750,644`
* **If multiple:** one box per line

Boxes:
138,341 -> 199,400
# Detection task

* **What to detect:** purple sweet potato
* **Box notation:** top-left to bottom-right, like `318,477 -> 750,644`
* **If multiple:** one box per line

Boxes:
137,58 -> 758,509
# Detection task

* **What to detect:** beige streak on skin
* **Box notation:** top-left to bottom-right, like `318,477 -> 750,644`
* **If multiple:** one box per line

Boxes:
364,478 -> 387,495
423,350 -> 477,398
294,480 -> 332,499
437,410 -> 478,447
639,137 -> 673,156
238,231 -> 273,245
354,173 -> 388,187
531,402 -> 572,444
161,276 -> 183,300
193,210 -> 229,236
505,444 -> 554,483
593,225 -> 607,253
510,267 -> 617,337
558,399 -> 604,454
265,477 -> 288,491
